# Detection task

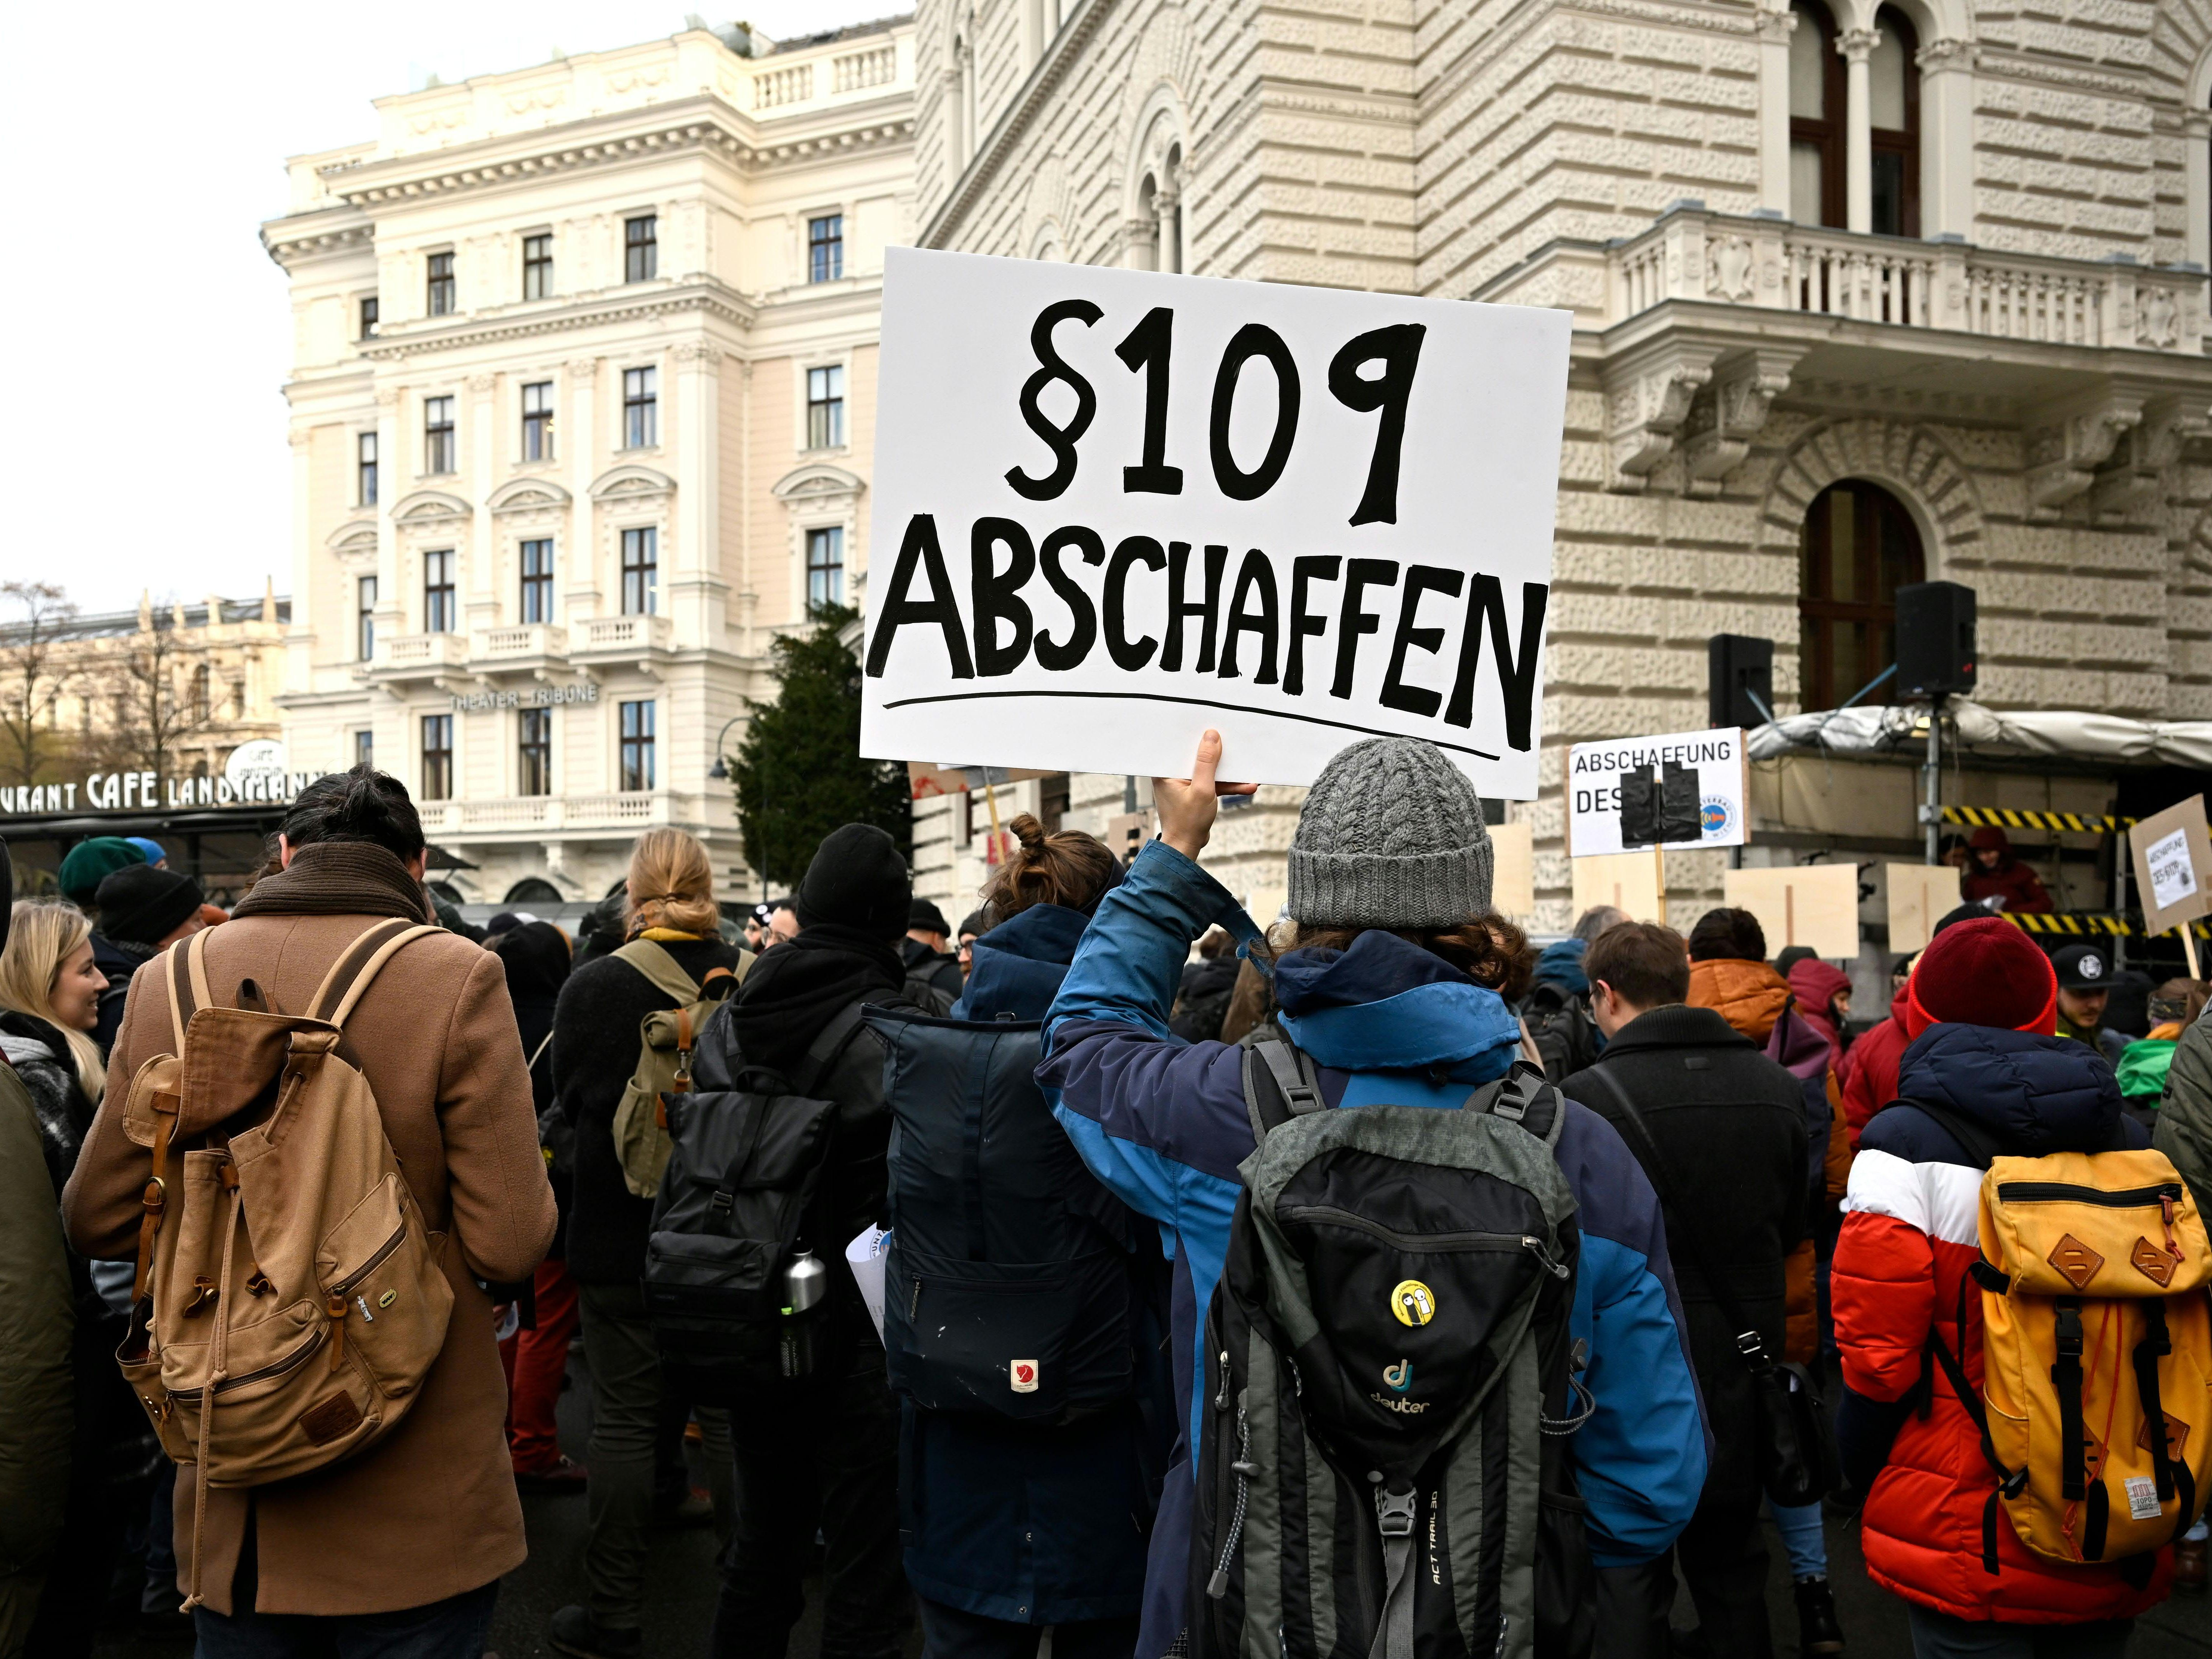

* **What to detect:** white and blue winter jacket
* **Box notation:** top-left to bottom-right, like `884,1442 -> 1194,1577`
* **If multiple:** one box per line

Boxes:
1037,840 -> 1709,1658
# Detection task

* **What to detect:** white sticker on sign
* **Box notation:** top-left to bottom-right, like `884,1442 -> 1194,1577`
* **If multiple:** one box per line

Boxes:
2146,827 -> 2198,913
860,248 -> 1570,794
2125,1474 -> 2162,1521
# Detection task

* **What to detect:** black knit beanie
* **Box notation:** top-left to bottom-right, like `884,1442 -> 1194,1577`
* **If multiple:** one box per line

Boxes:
796,825 -> 911,939
95,864 -> 205,948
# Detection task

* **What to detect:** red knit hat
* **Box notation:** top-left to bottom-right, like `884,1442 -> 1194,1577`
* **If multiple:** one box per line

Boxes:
1904,916 -> 2057,1038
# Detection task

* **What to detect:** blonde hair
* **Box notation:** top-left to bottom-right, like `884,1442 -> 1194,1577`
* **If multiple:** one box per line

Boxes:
626,828 -> 721,938
0,901 -> 108,1102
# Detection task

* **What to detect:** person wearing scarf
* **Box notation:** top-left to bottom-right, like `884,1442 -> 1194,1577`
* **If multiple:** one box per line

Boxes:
692,824 -> 919,1659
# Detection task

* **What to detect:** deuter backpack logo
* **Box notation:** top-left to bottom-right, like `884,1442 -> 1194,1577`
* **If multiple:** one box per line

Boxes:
1381,1358 -> 1412,1392
1010,1360 -> 1038,1393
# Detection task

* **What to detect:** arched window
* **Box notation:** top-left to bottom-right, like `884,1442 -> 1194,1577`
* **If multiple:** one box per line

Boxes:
504,877 -> 565,904
1799,479 -> 1925,710
1136,174 -> 1159,271
1789,0 -> 1844,227
1869,6 -> 1920,236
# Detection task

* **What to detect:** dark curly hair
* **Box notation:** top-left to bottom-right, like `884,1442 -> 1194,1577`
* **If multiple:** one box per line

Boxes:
1289,916 -> 1535,1003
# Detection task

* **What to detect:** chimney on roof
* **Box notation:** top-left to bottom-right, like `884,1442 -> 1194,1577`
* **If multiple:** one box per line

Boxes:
138,591 -> 154,632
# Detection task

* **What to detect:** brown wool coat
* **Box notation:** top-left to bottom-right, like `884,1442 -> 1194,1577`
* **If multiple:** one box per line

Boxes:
61,911 -> 556,1616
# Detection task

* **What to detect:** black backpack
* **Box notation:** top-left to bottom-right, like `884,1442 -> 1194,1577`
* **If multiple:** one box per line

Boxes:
641,992 -> 896,1385
1191,1046 -> 1596,1659
868,1006 -> 1149,1423
1522,982 -> 1599,1085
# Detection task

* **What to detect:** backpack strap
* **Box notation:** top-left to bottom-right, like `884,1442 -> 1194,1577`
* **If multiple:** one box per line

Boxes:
614,939 -> 710,1008
305,918 -> 419,1023
1241,1039 -> 1324,1142
797,989 -> 907,1099
2131,1300 -> 2196,1545
1920,1269 -> 2027,1575
1470,1060 -> 1565,1149
322,924 -> 444,1028
525,1029 -> 556,1075
166,933 -> 202,1053
1885,1096 -> 2003,1171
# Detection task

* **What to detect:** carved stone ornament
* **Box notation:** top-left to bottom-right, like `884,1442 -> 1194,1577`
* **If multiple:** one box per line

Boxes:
1754,1 -> 1797,42
1706,236 -> 1755,303
2027,393 -> 2143,513
567,358 -> 599,379
1605,350 -> 1718,492
674,341 -> 723,364
2088,397 -> 2207,520
1681,349 -> 1803,497
467,374 -> 497,394
2140,285 -> 2180,352
1916,36 -> 1978,70
1837,27 -> 1880,63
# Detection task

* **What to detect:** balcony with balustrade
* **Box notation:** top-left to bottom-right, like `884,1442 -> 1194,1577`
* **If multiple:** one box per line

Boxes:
571,612 -> 675,665
414,791 -> 696,837
1476,203 -> 2212,498
366,631 -> 469,684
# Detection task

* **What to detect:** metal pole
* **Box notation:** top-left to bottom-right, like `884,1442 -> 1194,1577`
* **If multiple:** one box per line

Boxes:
2112,829 -> 2129,972
1123,773 -> 1138,814
1923,694 -> 1943,865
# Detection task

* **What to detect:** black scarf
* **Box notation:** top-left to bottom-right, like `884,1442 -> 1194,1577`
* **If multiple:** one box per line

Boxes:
726,924 -> 903,1074
229,842 -> 434,922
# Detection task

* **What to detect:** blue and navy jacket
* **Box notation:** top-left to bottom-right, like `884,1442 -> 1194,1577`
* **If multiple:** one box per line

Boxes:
1037,842 -> 1709,1657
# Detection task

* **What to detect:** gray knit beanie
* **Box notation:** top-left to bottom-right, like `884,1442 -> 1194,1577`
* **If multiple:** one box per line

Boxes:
1287,738 -> 1493,929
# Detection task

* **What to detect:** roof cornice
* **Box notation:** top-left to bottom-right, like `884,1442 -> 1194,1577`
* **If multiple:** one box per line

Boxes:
314,92 -> 913,210
356,277 -> 759,358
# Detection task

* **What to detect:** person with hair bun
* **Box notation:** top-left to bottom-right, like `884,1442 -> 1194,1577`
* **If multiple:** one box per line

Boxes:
548,826 -> 745,1659
885,815 -> 1168,1659
60,763 -> 555,1650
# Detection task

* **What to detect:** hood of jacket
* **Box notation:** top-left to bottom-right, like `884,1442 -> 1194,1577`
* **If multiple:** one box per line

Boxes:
1271,929 -> 1522,1083
1968,825 -> 2016,865
90,930 -> 154,983
1895,1022 -> 2125,1154
1532,937 -> 1590,997
2115,1035 -> 2176,1101
1786,958 -> 1850,1019
1688,957 -> 1792,1043
951,902 -> 1089,1023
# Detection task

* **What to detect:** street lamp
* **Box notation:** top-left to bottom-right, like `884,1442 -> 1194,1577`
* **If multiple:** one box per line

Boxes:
705,715 -> 767,902
707,715 -> 744,781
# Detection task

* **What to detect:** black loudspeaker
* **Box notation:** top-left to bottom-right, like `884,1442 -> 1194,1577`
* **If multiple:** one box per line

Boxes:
1895,581 -> 1977,700
1708,635 -> 1775,729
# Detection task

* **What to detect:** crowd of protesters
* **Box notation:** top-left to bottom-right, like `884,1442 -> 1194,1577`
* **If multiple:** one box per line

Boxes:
1,743 -> 2208,1659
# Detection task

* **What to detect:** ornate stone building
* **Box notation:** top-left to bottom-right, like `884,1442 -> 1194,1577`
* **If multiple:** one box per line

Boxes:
266,19 -> 915,904
906,0 -> 2212,930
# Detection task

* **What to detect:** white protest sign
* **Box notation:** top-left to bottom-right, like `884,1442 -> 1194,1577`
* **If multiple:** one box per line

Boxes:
2145,827 -> 2197,913
2128,795 -> 2212,939
1565,727 -> 1748,857
859,249 -> 1570,794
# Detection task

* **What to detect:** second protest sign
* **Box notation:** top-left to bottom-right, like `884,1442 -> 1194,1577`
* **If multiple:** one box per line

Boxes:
859,249 -> 1570,794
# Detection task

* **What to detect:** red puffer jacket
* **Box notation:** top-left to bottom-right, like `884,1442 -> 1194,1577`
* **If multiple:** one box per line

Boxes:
1835,1022 -> 2169,1624
1841,985 -> 1912,1150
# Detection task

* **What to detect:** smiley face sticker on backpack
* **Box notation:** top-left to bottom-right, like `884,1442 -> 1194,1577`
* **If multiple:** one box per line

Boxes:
1390,1280 -> 1436,1327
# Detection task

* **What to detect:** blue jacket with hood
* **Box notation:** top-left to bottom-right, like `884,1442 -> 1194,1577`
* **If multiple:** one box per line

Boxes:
895,898 -> 1175,1627
1037,842 -> 1709,1659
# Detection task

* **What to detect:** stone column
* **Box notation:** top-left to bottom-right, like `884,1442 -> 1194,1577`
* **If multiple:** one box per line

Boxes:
1755,3 -> 1795,216
1917,39 -> 1977,241
374,385 -> 403,644
1124,216 -> 1157,271
2189,113 -> 2212,273
567,358 -> 599,619
1156,184 -> 1181,274
1840,28 -> 1878,235
672,342 -> 724,644
467,373 -> 499,634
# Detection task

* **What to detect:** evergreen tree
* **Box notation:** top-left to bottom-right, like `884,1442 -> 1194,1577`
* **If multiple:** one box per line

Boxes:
729,603 -> 911,892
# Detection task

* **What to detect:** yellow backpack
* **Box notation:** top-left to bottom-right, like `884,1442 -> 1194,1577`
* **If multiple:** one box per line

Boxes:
1932,1140 -> 2212,1575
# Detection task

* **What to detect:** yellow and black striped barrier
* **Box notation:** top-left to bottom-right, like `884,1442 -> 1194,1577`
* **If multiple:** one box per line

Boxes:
1939,805 -> 2136,834
2004,911 -> 2212,940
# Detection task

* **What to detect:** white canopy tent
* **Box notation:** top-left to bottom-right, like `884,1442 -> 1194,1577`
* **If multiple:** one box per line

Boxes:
1748,701 -> 2212,770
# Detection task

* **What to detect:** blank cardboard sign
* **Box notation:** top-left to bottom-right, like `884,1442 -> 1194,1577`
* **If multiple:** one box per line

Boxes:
1571,849 -> 1666,926
1490,820 -> 1535,921
2129,794 -> 2212,938
1886,863 -> 1961,956
1724,864 -> 1860,960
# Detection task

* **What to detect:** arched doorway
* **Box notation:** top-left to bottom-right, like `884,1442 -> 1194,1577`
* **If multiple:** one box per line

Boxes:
503,877 -> 564,905
1798,479 -> 1925,710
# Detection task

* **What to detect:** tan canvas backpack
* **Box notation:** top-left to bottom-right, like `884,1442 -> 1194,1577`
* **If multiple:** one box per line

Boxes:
116,918 -> 456,1607
609,939 -> 743,1200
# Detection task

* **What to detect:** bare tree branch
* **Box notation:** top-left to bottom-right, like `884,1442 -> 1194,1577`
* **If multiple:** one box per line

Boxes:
0,581 -> 81,787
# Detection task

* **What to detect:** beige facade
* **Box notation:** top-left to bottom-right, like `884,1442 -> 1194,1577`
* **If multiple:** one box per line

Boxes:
267,20 -> 915,905
906,0 -> 2212,932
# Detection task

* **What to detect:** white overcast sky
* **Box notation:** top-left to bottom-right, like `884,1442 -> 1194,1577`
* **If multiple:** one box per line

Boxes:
0,1 -> 898,617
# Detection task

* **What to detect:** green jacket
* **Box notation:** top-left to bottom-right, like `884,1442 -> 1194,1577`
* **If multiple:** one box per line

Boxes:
0,1061 -> 72,1579
2157,1011 -> 2212,1221
2115,1036 -> 2177,1104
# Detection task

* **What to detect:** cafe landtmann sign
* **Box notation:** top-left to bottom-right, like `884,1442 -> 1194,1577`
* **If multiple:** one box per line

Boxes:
0,770 -> 317,817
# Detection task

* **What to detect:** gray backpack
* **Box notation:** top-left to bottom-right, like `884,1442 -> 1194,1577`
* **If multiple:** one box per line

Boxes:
1189,1045 -> 1596,1659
